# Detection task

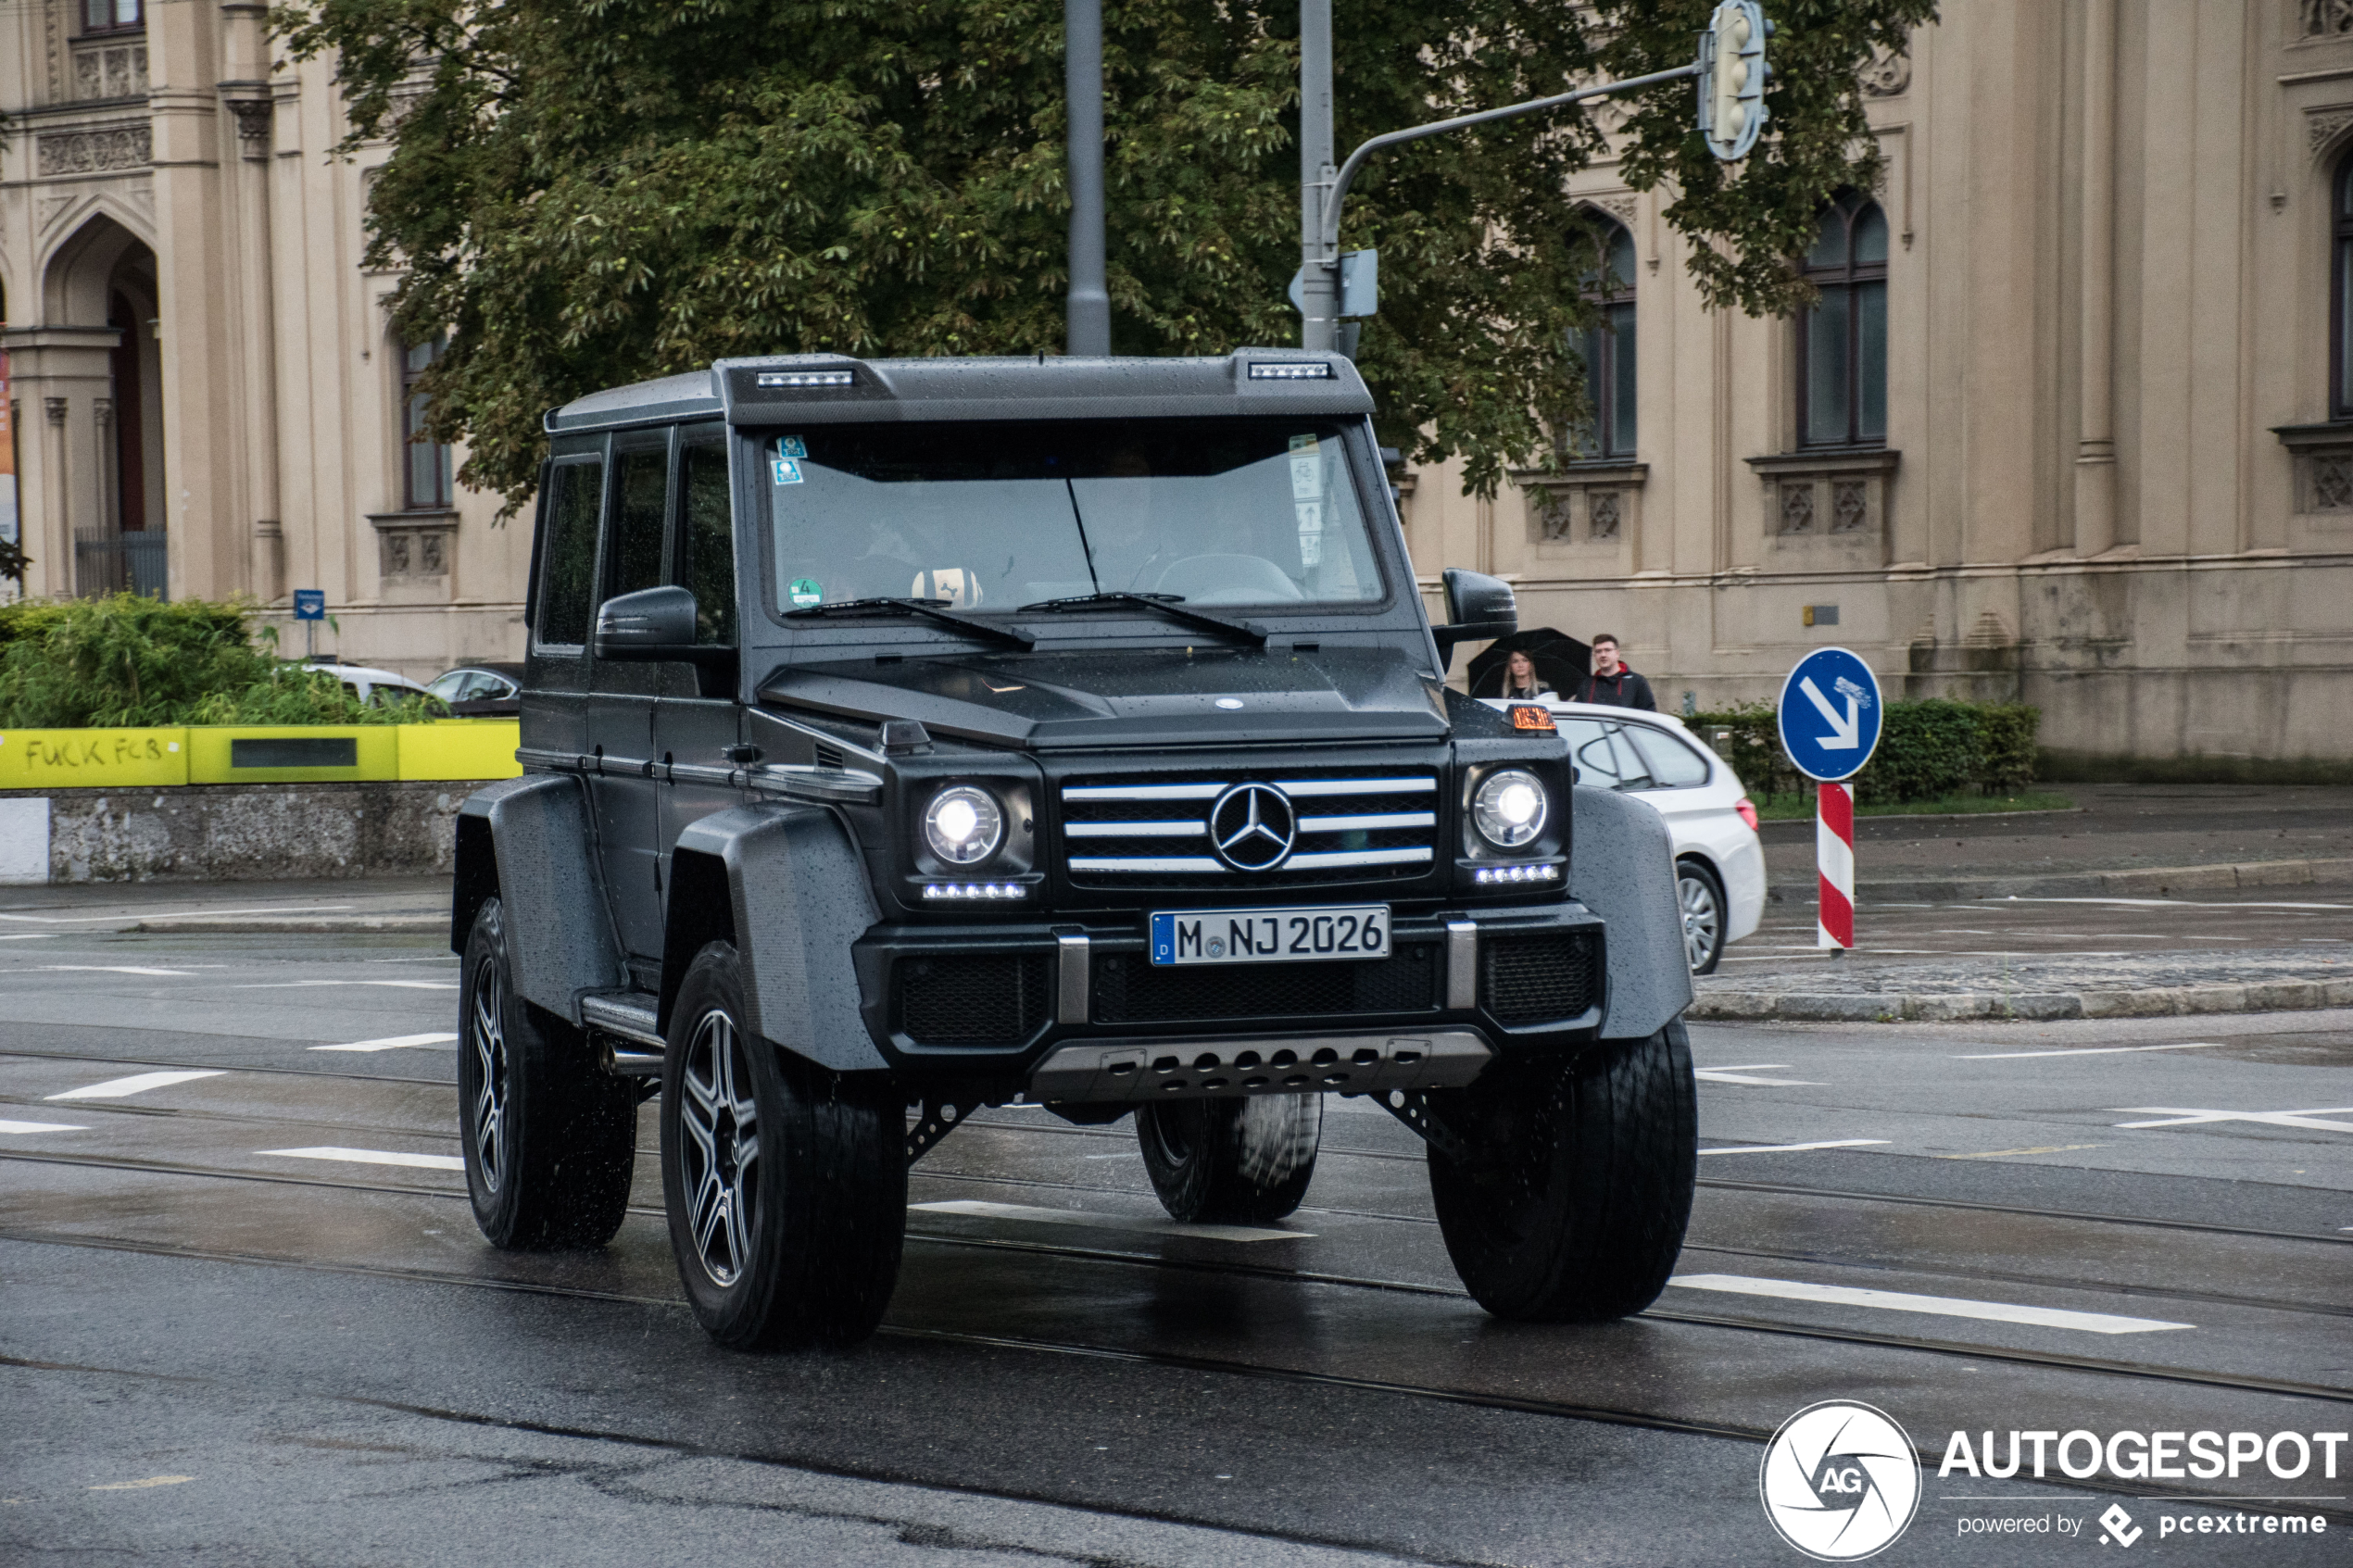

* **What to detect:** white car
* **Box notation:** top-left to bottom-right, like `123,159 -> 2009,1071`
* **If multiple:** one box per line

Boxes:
1481,697 -> 1765,973
300,660 -> 434,706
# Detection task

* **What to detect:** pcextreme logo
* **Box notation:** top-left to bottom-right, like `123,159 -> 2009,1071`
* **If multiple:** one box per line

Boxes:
1760,1400 -> 1923,1561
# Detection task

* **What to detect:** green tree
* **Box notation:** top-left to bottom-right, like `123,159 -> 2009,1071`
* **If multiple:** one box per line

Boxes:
278,0 -> 1934,510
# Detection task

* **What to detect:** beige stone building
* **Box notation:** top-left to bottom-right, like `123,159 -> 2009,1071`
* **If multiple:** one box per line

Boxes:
0,0 -> 525,674
8,2 -> 2353,769
1406,1 -> 2353,773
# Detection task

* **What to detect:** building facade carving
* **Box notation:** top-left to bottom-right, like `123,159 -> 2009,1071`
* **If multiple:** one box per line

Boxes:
35,123 -> 152,177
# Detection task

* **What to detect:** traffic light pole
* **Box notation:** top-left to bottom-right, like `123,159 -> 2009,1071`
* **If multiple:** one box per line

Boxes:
1298,57 -> 1705,351
1065,0 -> 1110,357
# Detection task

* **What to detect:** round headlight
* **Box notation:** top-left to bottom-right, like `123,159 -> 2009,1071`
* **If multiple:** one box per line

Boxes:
924,784 -> 1004,866
1473,769 -> 1548,849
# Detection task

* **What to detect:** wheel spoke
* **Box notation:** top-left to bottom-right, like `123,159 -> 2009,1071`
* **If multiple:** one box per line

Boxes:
721,1177 -> 754,1278
690,1171 -> 730,1275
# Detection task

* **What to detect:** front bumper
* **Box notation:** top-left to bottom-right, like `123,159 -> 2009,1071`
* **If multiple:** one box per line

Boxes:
849,903 -> 1606,1088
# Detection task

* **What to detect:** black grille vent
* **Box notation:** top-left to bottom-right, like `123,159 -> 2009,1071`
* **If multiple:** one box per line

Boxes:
1061,766 -> 1441,891
813,743 -> 845,770
898,953 -> 1051,1046
1479,934 -> 1599,1025
1093,943 -> 1441,1025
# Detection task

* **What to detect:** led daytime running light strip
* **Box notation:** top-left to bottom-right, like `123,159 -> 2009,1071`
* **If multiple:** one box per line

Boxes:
1246,362 -> 1334,379
1473,863 -> 1560,884
921,883 -> 1028,900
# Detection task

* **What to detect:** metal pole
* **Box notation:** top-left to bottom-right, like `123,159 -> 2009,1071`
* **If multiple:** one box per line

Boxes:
1064,0 -> 1110,357
1298,0 -> 1336,351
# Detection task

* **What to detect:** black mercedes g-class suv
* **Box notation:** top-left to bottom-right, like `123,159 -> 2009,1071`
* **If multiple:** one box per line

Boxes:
452,350 -> 1696,1348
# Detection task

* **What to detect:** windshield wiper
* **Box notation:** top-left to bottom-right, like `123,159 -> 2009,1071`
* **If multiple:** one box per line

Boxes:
784,596 -> 1035,650
1015,592 -> 1266,646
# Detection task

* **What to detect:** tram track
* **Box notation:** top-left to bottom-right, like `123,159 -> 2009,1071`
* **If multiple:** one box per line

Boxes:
4,1227 -> 2348,1531
6,1149 -> 2351,1411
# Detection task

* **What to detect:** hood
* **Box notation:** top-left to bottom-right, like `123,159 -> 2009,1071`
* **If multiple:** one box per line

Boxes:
757,644 -> 1451,749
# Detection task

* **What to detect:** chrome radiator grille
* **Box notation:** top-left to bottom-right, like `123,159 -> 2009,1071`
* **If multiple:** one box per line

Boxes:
1060,769 -> 1439,888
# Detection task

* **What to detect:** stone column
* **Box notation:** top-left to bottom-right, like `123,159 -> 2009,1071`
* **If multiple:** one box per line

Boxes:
0,327 -> 123,599
2072,0 -> 2118,558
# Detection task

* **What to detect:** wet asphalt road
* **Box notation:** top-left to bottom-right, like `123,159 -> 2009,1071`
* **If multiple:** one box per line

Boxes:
2,925 -> 2349,1566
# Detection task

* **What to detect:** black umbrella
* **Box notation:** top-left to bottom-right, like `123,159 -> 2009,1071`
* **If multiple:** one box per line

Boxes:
1466,628 -> 1591,701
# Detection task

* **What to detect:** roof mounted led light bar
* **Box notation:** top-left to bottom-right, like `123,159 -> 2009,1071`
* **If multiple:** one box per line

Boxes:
756,370 -> 856,389
1247,362 -> 1335,380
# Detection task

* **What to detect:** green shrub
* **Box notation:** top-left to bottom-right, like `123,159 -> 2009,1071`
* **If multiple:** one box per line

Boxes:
1690,696 -> 2040,804
0,595 -> 442,728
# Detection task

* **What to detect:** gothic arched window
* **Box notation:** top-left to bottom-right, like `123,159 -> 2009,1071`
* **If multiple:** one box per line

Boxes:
1798,191 -> 1888,447
402,333 -> 454,509
2334,153 -> 2353,419
1572,220 -> 1638,458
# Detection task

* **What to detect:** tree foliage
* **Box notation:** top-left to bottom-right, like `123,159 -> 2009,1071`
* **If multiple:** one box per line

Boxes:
277,0 -> 1936,510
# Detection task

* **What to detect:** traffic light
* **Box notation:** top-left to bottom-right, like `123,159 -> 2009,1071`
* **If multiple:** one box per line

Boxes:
1699,0 -> 1772,162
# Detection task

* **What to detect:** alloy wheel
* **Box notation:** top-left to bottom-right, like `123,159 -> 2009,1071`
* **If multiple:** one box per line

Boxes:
468,954 -> 509,1193
1679,872 -> 1722,972
678,1008 -> 761,1287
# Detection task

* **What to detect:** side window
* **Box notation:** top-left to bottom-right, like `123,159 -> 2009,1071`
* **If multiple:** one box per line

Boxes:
608,442 -> 670,601
679,435 -> 736,646
1560,720 -> 1623,788
1627,726 -> 1712,788
536,458 -> 603,647
1604,727 -> 1656,791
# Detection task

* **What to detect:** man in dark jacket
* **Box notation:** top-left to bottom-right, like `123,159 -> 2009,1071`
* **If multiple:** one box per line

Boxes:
1573,633 -> 1657,710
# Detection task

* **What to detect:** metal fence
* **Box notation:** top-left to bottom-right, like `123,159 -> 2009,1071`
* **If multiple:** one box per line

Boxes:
73,531 -> 168,600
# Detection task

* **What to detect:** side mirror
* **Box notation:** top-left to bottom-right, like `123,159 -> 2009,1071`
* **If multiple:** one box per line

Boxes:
1430,567 -> 1518,669
595,585 -> 699,659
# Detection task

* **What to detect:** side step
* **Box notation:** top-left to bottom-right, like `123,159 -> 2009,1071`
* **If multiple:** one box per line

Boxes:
580,991 -> 664,1076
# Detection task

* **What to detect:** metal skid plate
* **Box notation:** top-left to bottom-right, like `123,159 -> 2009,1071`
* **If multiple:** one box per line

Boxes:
1029,1029 -> 1491,1105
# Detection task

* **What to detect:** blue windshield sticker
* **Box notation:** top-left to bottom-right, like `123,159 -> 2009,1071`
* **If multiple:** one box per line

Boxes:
778,436 -> 808,459
772,457 -> 804,485
788,577 -> 823,608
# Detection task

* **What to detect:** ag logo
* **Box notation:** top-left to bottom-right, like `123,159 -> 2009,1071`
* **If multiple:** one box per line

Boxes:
1759,1400 -> 1921,1561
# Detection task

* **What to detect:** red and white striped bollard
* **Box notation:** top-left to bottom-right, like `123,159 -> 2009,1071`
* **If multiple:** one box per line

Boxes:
1817,780 -> 1854,952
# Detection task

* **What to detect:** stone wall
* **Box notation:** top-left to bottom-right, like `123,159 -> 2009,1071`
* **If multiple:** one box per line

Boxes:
0,782 -> 479,884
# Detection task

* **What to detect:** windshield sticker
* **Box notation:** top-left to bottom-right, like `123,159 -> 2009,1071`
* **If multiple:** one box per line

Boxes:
1289,433 -> 1318,453
777,436 -> 808,459
772,457 -> 804,485
1290,452 -> 1323,500
1297,500 -> 1325,567
788,577 -> 823,608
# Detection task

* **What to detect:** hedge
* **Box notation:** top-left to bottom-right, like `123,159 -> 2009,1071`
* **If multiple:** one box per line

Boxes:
1690,698 -> 2041,803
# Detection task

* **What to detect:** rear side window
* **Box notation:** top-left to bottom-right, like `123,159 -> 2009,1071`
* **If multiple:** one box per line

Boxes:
608,444 -> 670,601
1560,719 -> 1655,792
679,436 -> 736,646
536,458 -> 603,647
1627,725 -> 1712,788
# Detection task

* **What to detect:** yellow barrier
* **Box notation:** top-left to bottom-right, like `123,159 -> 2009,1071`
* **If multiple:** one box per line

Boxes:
0,721 -> 521,788
0,728 -> 190,788
397,721 -> 522,782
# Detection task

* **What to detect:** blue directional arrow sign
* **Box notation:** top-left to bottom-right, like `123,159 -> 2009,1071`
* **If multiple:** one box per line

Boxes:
1777,647 -> 1882,783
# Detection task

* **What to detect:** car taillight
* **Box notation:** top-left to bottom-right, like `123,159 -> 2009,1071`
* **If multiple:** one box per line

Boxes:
1734,797 -> 1759,834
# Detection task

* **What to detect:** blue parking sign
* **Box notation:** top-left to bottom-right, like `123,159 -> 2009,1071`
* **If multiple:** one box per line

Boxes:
293,590 -> 326,621
1777,647 -> 1882,783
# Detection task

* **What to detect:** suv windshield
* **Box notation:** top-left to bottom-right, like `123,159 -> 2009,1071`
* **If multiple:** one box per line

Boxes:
760,418 -> 1385,620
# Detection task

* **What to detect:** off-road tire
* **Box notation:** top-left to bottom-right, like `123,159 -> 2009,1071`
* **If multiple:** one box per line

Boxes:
660,941 -> 905,1348
458,897 -> 637,1249
1426,1021 -> 1696,1321
1677,858 -> 1727,975
1136,1093 -> 1322,1223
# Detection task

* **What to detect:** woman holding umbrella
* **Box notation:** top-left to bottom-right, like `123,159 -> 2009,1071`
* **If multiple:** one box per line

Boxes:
1500,649 -> 1549,700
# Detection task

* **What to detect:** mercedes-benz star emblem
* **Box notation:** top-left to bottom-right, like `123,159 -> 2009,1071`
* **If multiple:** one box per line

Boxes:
1208,783 -> 1297,872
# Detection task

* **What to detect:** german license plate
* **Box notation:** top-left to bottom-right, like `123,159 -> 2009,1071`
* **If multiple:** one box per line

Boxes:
1149,905 -> 1390,967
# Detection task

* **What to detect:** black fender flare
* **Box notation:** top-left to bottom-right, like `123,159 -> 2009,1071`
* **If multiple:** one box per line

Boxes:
667,804 -> 886,1073
451,773 -> 629,1022
1568,785 -> 1695,1039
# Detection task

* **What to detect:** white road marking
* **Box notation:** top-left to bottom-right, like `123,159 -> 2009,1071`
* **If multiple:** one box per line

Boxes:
256,1146 -> 465,1172
35,964 -> 199,977
46,1069 -> 226,1101
0,905 -> 356,924
88,1475 -> 193,1491
2113,1106 -> 2353,1133
1666,1273 -> 2193,1335
1998,896 -> 2353,911
1697,1139 -> 1890,1156
1938,1144 -> 2106,1160
1960,1042 -> 2221,1060
230,980 -> 459,991
308,1032 -> 459,1053
0,935 -> 57,941
1694,1064 -> 1820,1086
909,1198 -> 1307,1243
0,1119 -> 89,1135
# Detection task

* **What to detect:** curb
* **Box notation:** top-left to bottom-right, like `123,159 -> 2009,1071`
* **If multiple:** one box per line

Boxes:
131,915 -> 447,935
1768,856 -> 2353,906
1690,977 -> 2353,1022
